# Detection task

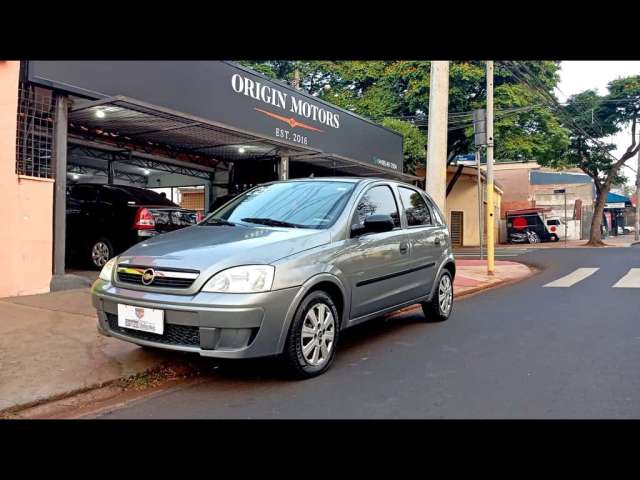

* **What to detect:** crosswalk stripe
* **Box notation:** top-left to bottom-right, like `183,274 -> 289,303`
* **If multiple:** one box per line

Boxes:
612,268 -> 640,288
543,268 -> 600,288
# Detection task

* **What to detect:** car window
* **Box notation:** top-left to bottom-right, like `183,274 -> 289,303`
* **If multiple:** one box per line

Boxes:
431,202 -> 445,225
70,185 -> 97,202
398,187 -> 432,226
210,181 -> 356,229
351,185 -> 401,232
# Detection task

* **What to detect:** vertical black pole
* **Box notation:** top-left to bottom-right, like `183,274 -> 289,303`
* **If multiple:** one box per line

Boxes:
52,95 -> 68,277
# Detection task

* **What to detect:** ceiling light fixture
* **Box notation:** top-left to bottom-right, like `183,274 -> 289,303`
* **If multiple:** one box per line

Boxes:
238,147 -> 246,154
95,109 -> 106,119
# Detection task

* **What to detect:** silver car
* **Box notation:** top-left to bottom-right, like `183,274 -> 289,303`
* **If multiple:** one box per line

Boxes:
92,178 -> 455,378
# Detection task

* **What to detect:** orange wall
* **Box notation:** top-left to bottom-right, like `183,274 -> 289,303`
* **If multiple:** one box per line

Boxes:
493,168 -> 533,218
0,61 -> 54,297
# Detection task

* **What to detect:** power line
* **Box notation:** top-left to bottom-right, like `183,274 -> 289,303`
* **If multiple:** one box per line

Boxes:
502,61 -> 620,163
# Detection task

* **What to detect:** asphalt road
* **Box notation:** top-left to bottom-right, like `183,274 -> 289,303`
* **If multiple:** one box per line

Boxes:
95,246 -> 640,419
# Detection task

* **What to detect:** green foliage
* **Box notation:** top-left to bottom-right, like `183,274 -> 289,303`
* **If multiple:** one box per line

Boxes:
542,77 -> 640,189
240,60 -> 571,172
380,118 -> 427,175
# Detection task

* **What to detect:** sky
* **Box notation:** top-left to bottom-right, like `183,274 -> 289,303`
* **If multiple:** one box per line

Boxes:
556,61 -> 640,185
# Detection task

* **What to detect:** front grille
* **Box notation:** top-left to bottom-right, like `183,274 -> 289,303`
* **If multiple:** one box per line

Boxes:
116,266 -> 198,289
106,313 -> 200,347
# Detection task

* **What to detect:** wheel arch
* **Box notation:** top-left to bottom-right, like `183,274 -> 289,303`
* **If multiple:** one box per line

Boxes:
275,273 -> 348,354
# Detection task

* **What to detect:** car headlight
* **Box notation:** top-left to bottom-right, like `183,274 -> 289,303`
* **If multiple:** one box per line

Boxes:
99,257 -> 117,282
201,265 -> 275,293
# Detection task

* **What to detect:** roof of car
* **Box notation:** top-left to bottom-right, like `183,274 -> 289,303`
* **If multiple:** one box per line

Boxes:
280,177 -> 414,186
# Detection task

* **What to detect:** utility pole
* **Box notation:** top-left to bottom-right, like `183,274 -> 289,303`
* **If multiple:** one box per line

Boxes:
472,109 -> 487,260
564,190 -> 568,247
485,61 -> 495,274
292,68 -> 301,89
636,149 -> 640,242
425,61 -> 450,213
476,149 -> 483,260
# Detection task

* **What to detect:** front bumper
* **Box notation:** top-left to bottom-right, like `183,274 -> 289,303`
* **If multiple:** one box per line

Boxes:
92,279 -> 301,359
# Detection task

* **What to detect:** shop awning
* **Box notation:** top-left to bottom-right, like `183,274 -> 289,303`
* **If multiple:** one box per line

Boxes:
605,192 -> 632,209
69,96 -> 311,164
69,95 -> 418,182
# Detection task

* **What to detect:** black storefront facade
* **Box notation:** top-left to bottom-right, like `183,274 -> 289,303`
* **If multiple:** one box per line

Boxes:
22,61 -> 415,282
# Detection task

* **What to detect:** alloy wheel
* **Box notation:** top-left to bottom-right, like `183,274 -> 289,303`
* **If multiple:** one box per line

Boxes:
91,242 -> 111,267
300,302 -> 336,367
438,274 -> 453,315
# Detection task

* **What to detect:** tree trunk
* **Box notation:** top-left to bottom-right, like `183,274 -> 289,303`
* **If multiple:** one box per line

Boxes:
587,183 -> 610,246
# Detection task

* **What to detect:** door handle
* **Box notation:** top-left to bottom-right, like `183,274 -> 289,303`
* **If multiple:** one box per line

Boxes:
399,242 -> 409,254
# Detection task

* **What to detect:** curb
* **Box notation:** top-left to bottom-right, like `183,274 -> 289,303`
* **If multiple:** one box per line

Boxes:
390,264 -> 539,317
0,360 -> 196,418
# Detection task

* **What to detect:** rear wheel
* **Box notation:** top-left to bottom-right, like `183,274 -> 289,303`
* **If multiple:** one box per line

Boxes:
421,270 -> 453,322
89,237 -> 114,269
283,290 -> 339,379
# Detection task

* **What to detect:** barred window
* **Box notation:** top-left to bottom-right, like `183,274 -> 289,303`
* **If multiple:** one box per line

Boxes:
15,84 -> 56,178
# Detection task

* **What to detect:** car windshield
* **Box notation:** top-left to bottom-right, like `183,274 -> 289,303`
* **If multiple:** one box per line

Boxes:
204,181 -> 356,229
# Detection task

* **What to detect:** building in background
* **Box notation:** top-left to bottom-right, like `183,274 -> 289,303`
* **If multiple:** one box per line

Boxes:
417,164 -> 503,247
492,161 -> 596,241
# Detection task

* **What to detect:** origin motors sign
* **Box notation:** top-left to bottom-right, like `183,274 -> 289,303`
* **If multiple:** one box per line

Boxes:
27,61 -> 403,173
230,74 -> 340,130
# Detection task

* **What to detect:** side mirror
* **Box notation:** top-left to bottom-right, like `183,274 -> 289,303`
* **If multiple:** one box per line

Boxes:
362,214 -> 395,234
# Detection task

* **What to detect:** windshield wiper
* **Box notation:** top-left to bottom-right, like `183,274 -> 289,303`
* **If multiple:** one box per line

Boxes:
241,217 -> 307,229
202,218 -> 236,226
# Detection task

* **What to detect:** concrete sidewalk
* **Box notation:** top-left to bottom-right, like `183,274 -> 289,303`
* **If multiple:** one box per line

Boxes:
0,259 -> 535,414
0,289 -> 171,412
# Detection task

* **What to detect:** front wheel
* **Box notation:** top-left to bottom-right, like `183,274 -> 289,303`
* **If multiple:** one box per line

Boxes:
421,270 -> 453,322
283,291 -> 339,379
527,231 -> 540,244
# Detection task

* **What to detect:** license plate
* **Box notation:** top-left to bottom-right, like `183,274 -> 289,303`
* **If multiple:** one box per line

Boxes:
117,304 -> 164,335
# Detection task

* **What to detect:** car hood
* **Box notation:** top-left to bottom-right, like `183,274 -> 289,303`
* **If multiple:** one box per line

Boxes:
117,224 -> 331,273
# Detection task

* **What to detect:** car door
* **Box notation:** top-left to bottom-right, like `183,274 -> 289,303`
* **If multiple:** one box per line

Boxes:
341,183 -> 414,320
397,186 -> 442,297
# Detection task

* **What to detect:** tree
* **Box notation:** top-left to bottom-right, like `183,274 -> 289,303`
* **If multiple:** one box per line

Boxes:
240,61 -> 570,173
539,77 -> 640,246
380,118 -> 427,175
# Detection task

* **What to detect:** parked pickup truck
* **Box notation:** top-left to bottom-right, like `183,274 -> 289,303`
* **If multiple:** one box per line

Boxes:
506,208 -> 563,244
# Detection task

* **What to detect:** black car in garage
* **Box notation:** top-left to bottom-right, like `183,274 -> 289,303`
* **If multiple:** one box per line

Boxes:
66,183 -> 197,268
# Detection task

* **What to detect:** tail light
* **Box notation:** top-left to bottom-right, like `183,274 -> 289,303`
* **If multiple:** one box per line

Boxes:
196,212 -> 204,222
133,207 -> 155,230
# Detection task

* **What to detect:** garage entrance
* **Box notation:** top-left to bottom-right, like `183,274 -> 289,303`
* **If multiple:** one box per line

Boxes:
20,61 -> 418,289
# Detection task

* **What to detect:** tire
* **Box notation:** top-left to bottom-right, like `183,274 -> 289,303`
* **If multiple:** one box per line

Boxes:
283,290 -> 340,379
89,237 -> 114,269
421,270 -> 453,322
527,231 -> 540,244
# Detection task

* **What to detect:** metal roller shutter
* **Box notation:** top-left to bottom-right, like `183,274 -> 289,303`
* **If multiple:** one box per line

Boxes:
450,211 -> 463,246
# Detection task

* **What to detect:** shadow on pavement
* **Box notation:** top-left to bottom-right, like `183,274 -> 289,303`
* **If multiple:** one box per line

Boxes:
190,307 -> 429,383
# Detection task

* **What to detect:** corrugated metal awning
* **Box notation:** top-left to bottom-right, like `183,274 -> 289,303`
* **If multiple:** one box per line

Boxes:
69,95 -> 419,182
